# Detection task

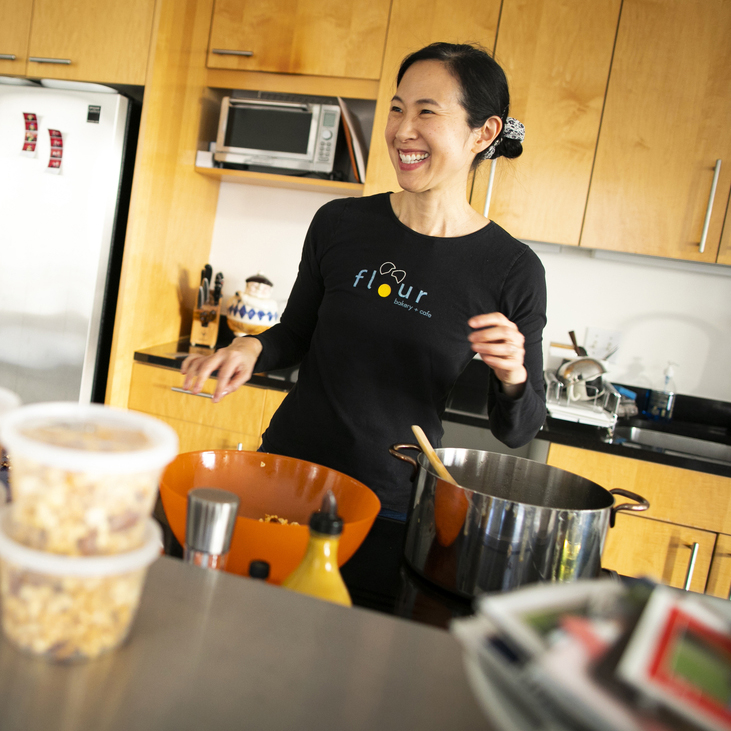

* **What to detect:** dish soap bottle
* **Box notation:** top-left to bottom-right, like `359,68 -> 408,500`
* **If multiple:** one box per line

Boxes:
647,362 -> 676,421
282,491 -> 352,607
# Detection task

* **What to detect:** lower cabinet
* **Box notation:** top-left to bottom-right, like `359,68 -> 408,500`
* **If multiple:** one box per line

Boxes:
546,443 -> 731,597
601,513 -> 715,595
128,362 -> 287,453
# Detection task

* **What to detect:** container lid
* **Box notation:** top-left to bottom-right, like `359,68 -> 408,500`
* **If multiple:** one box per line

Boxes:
0,402 -> 179,473
0,388 -> 21,418
309,490 -> 343,536
186,487 -> 240,555
0,507 -> 162,576
249,560 -> 270,579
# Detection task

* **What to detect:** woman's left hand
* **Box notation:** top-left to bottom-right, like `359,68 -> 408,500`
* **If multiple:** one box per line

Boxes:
468,312 -> 527,398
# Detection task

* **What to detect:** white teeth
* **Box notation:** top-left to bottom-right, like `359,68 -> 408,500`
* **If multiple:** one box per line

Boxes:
399,152 -> 430,164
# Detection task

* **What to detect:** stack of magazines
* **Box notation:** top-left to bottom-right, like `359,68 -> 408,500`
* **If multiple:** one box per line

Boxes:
451,579 -> 731,731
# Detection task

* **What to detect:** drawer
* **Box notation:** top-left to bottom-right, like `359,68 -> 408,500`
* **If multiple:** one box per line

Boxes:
547,444 -> 731,534
602,512 -> 714,593
129,362 -> 269,439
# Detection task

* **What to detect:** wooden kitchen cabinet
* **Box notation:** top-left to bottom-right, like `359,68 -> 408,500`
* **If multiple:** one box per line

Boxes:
470,0 -> 620,246
363,0 -> 503,197
128,362 -> 287,452
547,443 -> 731,595
601,513 -> 715,593
206,0 -> 391,79
0,0 -> 33,77
706,533 -> 731,600
581,0 -> 731,262
25,0 -> 156,85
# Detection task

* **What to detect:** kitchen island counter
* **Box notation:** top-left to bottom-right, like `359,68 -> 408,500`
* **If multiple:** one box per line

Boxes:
0,555 -> 489,731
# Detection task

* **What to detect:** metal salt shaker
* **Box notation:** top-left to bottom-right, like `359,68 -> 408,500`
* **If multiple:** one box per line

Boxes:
184,487 -> 240,570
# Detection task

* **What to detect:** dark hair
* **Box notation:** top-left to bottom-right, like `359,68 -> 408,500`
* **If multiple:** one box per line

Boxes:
396,42 -> 522,168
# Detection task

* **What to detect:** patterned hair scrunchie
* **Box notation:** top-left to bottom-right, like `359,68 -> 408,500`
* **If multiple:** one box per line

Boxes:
485,116 -> 525,159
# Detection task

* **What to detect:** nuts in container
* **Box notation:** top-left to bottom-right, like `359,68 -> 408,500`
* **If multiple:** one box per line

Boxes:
0,403 -> 178,556
0,509 -> 162,661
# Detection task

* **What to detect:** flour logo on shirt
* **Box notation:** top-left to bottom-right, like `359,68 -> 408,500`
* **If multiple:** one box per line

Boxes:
352,262 -> 431,318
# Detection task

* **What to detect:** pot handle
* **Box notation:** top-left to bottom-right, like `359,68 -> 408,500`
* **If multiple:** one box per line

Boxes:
388,443 -> 422,481
609,488 -> 650,528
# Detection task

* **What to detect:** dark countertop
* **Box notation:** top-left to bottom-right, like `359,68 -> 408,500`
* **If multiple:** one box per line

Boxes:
135,333 -> 731,480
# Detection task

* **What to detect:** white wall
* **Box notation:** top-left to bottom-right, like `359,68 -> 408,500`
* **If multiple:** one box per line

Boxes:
209,183 -> 731,402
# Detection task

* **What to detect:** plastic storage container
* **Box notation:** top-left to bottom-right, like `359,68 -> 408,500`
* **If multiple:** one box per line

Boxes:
0,402 -> 178,555
0,508 -> 162,661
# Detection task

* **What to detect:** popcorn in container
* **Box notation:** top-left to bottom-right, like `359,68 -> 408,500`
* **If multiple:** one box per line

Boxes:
0,508 -> 162,661
0,403 -> 178,555
0,387 -> 21,505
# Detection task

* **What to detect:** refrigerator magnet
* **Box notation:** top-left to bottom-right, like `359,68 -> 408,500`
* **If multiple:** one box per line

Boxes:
47,129 -> 63,173
21,113 -> 38,156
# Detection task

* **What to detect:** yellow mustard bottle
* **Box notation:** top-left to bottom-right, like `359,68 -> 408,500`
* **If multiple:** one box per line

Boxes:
282,490 -> 352,607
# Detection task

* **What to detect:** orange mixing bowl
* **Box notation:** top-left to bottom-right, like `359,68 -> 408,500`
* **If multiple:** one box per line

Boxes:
160,450 -> 381,584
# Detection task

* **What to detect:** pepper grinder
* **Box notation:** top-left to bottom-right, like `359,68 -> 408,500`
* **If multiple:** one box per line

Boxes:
184,487 -> 240,570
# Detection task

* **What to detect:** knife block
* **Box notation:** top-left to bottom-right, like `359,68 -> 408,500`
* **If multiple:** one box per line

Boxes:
190,302 -> 221,348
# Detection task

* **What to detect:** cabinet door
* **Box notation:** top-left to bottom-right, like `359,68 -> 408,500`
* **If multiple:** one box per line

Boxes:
602,513 -> 714,593
207,0 -> 391,79
706,533 -> 731,600
471,0 -> 620,245
716,192 -> 731,265
363,0 -> 503,197
144,413 -> 262,453
581,0 -> 731,261
26,0 -> 156,85
546,444 -> 731,534
128,363 -> 288,453
0,0 -> 33,77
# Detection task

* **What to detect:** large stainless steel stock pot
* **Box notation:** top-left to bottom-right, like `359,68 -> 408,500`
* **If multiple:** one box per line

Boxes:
389,445 -> 649,598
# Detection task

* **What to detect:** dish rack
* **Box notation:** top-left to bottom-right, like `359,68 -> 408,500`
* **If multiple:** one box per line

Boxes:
544,370 -> 621,429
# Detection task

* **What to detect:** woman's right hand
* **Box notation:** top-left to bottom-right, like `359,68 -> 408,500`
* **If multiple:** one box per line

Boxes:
180,336 -> 263,403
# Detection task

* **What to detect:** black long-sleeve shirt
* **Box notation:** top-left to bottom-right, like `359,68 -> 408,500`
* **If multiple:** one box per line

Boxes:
253,194 -> 547,513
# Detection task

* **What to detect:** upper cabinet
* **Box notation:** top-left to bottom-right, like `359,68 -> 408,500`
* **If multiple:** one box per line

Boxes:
472,0 -> 620,247
206,0 -> 392,79
581,0 -> 731,262
25,0 -> 157,85
0,0 -> 33,77
363,0 -> 503,197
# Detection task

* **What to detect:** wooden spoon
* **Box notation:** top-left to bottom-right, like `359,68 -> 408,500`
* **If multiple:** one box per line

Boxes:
411,425 -> 458,485
411,425 -> 467,548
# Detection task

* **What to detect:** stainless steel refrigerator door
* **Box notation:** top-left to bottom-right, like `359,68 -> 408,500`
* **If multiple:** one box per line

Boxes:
0,84 -> 128,404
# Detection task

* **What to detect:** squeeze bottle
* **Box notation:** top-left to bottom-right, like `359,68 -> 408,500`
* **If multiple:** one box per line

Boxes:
282,491 -> 352,607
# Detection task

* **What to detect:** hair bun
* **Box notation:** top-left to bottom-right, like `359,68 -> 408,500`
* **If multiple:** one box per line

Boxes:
497,137 -> 523,160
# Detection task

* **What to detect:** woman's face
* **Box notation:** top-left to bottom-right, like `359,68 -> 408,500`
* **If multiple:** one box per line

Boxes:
385,60 -> 492,195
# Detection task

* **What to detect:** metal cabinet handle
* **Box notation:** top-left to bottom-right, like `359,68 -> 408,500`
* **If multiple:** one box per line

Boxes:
683,542 -> 700,591
482,160 -> 497,218
0,54 -> 17,61
171,386 -> 213,399
699,159 -> 722,253
28,57 -> 72,65
211,49 -> 254,57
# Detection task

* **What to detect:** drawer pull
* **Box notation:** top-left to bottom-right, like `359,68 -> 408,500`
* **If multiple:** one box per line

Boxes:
171,386 -> 213,399
699,159 -> 721,254
211,49 -> 254,57
28,56 -> 72,65
683,542 -> 700,591
0,54 -> 17,61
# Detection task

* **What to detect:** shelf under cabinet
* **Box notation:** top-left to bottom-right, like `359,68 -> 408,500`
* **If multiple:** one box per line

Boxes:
195,166 -> 364,195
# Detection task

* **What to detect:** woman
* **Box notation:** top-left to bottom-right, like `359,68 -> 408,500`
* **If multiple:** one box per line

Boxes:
182,42 -> 547,519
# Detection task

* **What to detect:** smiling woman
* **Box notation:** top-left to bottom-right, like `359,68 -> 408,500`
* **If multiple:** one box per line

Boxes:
181,42 -> 547,518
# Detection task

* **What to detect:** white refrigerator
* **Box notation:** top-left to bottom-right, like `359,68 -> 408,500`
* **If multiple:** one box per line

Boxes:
0,78 -> 138,405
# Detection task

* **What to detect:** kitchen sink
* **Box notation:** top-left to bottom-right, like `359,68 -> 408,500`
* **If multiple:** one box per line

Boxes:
612,426 -> 731,465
